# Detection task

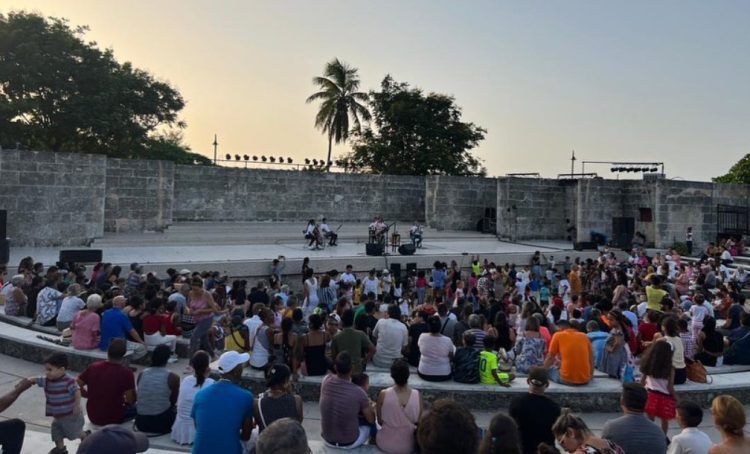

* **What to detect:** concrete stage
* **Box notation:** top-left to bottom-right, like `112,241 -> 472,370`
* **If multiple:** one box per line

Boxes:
9,222 -> 586,281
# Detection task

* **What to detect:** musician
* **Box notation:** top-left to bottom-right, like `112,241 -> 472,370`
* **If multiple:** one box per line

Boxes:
304,219 -> 323,250
369,216 -> 388,244
409,221 -> 424,248
319,217 -> 338,246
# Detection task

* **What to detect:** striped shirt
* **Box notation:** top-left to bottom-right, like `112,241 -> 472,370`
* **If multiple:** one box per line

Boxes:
37,375 -> 79,417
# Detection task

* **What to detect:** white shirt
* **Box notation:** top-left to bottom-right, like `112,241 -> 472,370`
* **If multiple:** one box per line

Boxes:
667,427 -> 712,454
410,224 -> 422,234
721,250 -> 733,262
305,224 -> 315,235
244,315 -> 263,346
340,272 -> 356,284
363,277 -> 380,296
373,318 -> 408,365
417,333 -> 455,376
320,223 -> 331,233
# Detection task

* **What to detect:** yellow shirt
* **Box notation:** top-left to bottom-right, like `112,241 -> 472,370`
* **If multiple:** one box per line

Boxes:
645,286 -> 667,311
479,351 -> 498,384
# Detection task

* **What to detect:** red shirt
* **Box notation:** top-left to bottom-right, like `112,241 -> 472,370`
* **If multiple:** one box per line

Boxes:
163,311 -> 181,335
638,322 -> 658,343
142,314 -> 163,335
78,361 -> 135,425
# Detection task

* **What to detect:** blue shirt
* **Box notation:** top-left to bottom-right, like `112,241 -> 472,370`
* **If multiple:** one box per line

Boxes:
99,308 -> 134,351
192,380 -> 254,454
587,331 -> 609,368
432,270 -> 446,289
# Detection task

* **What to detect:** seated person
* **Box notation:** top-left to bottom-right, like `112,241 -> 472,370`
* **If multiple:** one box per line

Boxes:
409,221 -> 423,248
319,218 -> 338,246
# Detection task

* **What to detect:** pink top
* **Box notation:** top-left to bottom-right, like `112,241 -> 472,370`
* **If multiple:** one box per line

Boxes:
376,387 -> 420,454
189,292 -> 212,322
71,311 -> 100,350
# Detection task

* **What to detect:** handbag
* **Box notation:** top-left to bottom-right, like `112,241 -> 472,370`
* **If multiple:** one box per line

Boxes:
685,358 -> 712,384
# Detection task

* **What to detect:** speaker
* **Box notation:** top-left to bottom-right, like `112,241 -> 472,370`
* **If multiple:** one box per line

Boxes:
0,209 -> 6,239
59,249 -> 103,264
406,262 -> 418,276
574,241 -> 596,251
0,239 -> 8,265
611,217 -> 635,249
365,243 -> 384,256
389,263 -> 402,281
398,244 -> 416,256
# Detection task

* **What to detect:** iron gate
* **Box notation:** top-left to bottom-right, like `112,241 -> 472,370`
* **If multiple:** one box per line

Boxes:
717,204 -> 750,238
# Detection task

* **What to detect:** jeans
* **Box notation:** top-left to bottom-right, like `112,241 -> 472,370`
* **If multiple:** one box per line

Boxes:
0,419 -> 25,454
190,317 -> 213,357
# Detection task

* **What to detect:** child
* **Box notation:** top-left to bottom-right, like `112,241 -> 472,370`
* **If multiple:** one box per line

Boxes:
353,279 -> 363,306
352,373 -> 377,443
677,318 -> 696,361
453,332 -> 480,384
29,353 -> 87,454
640,341 -> 676,435
669,400 -> 712,454
478,334 -> 514,387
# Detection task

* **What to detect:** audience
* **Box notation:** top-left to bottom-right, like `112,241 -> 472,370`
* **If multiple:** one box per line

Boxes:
376,359 -> 422,454
417,314 -> 455,381
256,418 -> 310,454
134,345 -> 179,434
668,400 -> 711,454
372,305 -> 408,368
254,364 -> 303,433
601,383 -> 667,454
544,319 -> 593,385
479,413 -> 522,454
171,351 -> 214,446
69,294 -> 102,350
709,395 -> 750,454
509,367 -> 561,454
552,409 -> 623,454
418,399 -> 479,454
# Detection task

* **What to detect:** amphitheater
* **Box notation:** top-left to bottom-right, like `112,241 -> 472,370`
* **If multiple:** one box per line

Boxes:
1,149 -> 750,452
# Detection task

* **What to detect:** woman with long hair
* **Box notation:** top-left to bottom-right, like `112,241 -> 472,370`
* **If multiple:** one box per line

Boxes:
302,268 -> 319,318
695,316 -> 725,367
599,310 -> 631,379
639,341 -> 675,434
171,351 -> 214,445
479,413 -> 522,454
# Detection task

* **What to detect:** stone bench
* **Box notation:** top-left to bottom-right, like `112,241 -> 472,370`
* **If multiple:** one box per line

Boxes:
223,361 -> 750,412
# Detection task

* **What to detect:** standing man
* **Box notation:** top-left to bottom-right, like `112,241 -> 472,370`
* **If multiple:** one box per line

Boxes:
192,351 -> 254,454
686,226 -> 693,256
509,367 -> 561,454
601,383 -> 667,454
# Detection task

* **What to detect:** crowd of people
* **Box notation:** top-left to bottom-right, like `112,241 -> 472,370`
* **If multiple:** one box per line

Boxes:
1,240 -> 750,453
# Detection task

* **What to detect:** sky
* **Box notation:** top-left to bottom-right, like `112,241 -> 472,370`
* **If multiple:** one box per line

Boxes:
4,1 -> 750,180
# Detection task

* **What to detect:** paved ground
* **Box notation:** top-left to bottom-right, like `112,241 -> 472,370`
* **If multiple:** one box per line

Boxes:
1,353 -> 744,454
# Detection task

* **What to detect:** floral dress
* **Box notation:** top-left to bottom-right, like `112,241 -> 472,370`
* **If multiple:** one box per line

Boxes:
512,335 -> 546,374
576,440 -> 625,454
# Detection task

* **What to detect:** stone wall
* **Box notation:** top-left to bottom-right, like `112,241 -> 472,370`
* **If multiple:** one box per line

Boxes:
104,159 -> 174,233
172,166 -> 425,223
0,150 -> 106,246
425,175 -> 496,230
496,178 -> 574,241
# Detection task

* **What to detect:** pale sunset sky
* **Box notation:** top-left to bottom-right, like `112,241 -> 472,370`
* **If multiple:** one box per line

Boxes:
5,1 -> 750,180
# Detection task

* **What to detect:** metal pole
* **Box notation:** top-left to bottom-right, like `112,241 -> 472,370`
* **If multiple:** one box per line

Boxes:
212,134 -> 218,164
571,150 -> 576,177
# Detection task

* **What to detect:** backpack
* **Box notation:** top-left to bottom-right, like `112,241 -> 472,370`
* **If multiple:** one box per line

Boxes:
453,348 -> 480,384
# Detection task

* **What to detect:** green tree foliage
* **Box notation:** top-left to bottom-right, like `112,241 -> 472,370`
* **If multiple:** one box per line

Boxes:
347,76 -> 486,176
306,58 -> 371,170
0,12 -> 197,163
714,154 -> 750,184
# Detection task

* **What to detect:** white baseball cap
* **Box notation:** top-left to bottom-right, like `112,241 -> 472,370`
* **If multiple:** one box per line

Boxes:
217,351 -> 249,374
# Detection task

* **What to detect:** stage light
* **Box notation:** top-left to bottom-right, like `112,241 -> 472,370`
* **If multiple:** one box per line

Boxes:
252,156 -> 258,161
234,154 -> 241,161
305,158 -> 310,165
278,156 -> 284,163
269,156 -> 276,163
287,158 -> 293,164
312,159 -> 318,166
651,167 -> 658,172
328,160 -> 333,167
261,156 -> 267,162
243,155 -> 249,161
225,154 -> 231,160
611,167 -> 617,172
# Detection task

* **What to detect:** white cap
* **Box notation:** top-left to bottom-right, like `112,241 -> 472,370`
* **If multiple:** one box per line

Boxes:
179,269 -> 191,275
217,351 -> 249,374
383,269 -> 390,274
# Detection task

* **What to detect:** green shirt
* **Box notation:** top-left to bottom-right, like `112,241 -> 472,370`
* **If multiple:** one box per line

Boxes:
330,328 -> 373,375
353,305 -> 367,326
479,351 -> 498,384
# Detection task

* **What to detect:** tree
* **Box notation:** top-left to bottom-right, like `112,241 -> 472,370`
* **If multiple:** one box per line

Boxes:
141,131 -> 212,166
714,154 -> 750,184
0,11 -> 194,163
347,76 -> 486,176
306,58 -> 371,171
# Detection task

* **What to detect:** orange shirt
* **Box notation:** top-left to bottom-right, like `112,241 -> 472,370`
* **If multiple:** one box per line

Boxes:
568,272 -> 582,296
548,328 -> 592,385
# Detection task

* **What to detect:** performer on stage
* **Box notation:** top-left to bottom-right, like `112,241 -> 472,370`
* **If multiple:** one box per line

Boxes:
410,221 -> 424,248
319,217 -> 338,246
304,219 -> 324,250
369,216 -> 388,244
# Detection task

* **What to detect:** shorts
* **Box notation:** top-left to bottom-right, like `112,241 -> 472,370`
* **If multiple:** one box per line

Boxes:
645,390 -> 676,420
51,412 -> 84,442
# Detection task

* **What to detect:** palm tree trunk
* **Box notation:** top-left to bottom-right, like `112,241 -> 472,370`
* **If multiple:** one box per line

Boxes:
326,132 -> 333,172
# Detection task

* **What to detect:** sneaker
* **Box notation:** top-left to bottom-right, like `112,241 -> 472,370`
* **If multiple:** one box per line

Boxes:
168,355 -> 179,364
48,447 -> 68,454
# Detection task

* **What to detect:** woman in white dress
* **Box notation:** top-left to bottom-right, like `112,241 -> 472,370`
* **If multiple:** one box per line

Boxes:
303,269 -> 319,318
171,350 -> 214,445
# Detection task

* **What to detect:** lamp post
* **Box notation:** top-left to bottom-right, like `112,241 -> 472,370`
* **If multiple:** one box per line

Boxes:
212,134 -> 218,164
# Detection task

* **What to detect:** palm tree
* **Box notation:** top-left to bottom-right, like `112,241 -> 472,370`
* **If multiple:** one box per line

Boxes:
306,58 -> 371,171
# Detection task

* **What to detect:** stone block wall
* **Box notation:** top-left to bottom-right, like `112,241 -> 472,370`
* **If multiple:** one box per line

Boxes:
496,178 -> 573,241
425,175 -> 497,230
0,150 -> 106,246
104,159 -> 174,233
172,166 -> 425,223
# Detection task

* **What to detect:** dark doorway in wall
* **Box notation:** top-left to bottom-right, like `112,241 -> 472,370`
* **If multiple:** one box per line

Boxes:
639,208 -> 653,223
717,204 -> 750,240
612,217 -> 635,249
